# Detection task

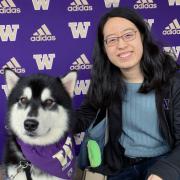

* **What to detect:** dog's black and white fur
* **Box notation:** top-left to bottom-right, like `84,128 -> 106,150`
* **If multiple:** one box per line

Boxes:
3,69 -> 77,180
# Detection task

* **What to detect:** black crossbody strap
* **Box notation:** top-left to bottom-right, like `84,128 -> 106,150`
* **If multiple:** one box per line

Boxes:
24,165 -> 33,180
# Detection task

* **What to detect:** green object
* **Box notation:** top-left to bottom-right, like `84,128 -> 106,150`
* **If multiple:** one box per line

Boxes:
87,140 -> 102,167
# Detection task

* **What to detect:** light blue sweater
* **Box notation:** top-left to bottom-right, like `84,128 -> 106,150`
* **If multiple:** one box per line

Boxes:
120,83 -> 170,157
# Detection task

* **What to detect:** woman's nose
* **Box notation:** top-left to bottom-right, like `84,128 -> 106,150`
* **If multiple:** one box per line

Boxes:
116,38 -> 128,49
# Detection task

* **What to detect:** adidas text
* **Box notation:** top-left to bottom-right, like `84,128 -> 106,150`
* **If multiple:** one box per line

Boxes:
163,29 -> 180,35
67,5 -> 92,11
0,7 -> 21,13
0,67 -> 25,75
70,64 -> 92,70
134,3 -> 157,9
30,35 -> 56,42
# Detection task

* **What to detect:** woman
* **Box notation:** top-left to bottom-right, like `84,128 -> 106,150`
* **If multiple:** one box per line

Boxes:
74,7 -> 180,180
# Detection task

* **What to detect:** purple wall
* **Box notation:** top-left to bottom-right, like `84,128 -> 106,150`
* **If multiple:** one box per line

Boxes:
0,0 -> 179,161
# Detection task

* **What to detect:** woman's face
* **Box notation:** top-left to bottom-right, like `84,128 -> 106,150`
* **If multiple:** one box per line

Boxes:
103,17 -> 143,73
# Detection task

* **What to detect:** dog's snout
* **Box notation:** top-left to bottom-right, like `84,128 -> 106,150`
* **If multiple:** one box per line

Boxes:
24,119 -> 39,132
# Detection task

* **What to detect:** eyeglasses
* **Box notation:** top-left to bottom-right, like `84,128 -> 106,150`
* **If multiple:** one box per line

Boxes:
104,30 -> 137,47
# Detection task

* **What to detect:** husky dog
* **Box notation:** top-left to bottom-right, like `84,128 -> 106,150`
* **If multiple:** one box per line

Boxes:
4,69 -> 77,180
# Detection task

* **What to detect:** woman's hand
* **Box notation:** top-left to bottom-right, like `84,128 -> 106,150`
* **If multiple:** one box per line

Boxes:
147,174 -> 162,180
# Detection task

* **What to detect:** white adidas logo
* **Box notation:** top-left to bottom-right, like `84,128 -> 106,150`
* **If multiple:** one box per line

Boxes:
0,57 -> 25,75
0,0 -> 21,14
30,24 -> 56,42
70,54 -> 92,70
67,0 -> 92,11
134,0 -> 157,9
163,19 -> 180,35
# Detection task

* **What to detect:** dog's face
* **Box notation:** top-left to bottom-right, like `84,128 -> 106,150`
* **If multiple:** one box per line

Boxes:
5,69 -> 77,146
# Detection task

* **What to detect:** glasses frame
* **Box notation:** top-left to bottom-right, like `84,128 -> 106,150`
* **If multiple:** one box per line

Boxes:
104,30 -> 137,47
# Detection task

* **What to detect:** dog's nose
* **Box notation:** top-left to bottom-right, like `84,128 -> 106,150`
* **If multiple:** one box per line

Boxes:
24,119 -> 39,132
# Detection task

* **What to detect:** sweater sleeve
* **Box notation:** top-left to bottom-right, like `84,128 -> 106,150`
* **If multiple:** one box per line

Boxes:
147,74 -> 180,180
72,97 -> 98,134
147,155 -> 180,180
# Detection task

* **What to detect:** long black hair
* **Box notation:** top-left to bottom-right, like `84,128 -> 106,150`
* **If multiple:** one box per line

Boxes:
87,7 -> 177,108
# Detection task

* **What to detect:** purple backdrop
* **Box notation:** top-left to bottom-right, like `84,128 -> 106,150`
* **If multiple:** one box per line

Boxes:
0,0 -> 179,161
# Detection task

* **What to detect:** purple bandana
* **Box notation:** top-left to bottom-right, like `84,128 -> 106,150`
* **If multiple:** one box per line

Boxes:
17,133 -> 76,179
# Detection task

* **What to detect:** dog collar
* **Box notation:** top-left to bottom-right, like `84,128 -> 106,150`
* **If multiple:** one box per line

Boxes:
17,133 -> 76,179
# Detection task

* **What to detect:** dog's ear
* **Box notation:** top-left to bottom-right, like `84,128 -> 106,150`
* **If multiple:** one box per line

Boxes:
4,68 -> 20,96
61,71 -> 77,98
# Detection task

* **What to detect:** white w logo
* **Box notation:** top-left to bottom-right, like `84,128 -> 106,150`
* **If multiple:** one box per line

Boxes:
144,19 -> 154,30
33,53 -> 55,70
52,137 -> 73,167
104,0 -> 120,8
74,133 -> 85,145
164,46 -> 180,61
68,22 -> 90,38
0,24 -> 19,41
74,80 -> 90,95
167,0 -> 180,6
32,0 -> 50,10
1,84 -> 8,97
